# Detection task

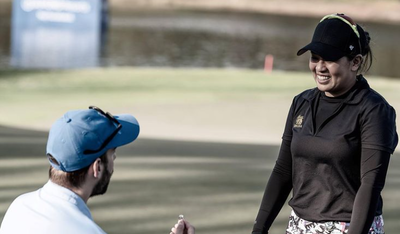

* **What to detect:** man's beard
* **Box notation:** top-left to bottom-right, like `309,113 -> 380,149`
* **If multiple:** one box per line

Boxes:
90,168 -> 113,197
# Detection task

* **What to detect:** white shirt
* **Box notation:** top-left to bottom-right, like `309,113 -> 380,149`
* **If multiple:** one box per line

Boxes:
0,180 -> 106,234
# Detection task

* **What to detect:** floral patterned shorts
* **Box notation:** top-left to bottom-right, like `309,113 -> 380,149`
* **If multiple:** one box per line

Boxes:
286,210 -> 384,234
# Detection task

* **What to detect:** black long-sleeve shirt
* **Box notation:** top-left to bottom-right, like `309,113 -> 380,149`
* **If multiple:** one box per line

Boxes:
252,76 -> 398,234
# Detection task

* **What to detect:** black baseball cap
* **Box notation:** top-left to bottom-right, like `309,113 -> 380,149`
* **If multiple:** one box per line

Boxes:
297,14 -> 366,61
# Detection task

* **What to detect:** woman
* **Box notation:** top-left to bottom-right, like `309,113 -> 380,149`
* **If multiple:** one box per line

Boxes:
252,14 -> 398,234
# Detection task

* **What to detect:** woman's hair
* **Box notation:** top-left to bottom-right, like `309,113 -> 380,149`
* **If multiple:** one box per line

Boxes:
48,152 -> 108,188
347,25 -> 373,74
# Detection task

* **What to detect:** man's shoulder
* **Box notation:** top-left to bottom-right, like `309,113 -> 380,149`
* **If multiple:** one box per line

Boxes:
1,191 -> 107,234
6,189 -> 39,209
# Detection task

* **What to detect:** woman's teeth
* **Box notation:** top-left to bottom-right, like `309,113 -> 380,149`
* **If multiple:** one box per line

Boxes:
317,75 -> 330,80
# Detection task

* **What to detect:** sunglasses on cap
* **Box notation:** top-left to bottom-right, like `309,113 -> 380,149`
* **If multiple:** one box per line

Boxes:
320,13 -> 362,54
83,106 -> 122,155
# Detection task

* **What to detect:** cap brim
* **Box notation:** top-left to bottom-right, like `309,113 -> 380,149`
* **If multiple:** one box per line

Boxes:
297,42 -> 346,61
108,114 -> 140,149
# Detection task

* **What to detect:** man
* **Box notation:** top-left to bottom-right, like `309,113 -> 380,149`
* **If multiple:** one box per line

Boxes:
0,106 -> 194,234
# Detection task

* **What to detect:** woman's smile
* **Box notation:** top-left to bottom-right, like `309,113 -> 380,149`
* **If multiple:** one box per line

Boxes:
310,53 -> 358,97
316,75 -> 331,83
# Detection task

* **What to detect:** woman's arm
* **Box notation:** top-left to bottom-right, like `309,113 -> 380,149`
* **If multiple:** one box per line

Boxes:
252,139 -> 293,234
347,148 -> 390,234
252,99 -> 296,234
348,102 -> 397,234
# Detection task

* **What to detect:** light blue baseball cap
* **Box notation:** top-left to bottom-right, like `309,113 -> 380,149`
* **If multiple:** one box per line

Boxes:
46,106 -> 140,172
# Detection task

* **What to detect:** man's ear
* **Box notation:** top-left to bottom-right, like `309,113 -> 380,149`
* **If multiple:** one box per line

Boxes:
91,158 -> 103,179
351,55 -> 363,71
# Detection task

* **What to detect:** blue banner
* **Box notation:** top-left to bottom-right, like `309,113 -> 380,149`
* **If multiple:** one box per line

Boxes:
11,0 -> 107,69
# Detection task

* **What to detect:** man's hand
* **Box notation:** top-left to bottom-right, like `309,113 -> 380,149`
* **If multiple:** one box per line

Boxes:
170,219 -> 195,234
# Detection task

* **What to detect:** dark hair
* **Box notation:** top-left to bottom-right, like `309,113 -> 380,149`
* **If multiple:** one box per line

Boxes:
347,25 -> 373,74
48,153 -> 108,188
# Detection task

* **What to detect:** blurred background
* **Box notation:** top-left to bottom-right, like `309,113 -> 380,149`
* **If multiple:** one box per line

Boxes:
1,0 -> 400,76
0,0 -> 399,234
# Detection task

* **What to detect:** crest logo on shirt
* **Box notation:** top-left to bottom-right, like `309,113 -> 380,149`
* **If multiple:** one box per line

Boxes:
294,115 -> 303,128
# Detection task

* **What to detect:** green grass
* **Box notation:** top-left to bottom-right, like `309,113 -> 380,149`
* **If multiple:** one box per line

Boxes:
0,68 -> 399,234
0,68 -> 399,129
0,68 -> 311,128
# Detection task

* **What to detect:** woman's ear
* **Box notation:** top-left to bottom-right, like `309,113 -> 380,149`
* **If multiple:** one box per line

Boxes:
351,55 -> 363,71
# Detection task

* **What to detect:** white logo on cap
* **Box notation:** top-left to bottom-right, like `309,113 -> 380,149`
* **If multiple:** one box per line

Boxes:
349,45 -> 354,50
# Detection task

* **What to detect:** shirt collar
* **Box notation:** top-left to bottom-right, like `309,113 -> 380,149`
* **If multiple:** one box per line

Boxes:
43,180 -> 93,219
303,75 -> 370,104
